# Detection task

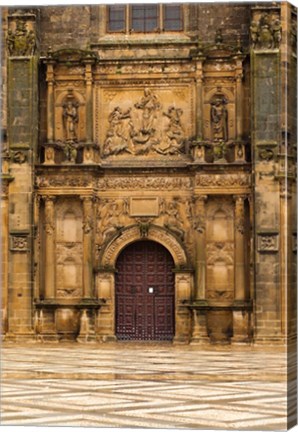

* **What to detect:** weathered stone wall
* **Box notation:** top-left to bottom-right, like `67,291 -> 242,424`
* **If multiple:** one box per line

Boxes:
197,4 -> 251,46
39,6 -> 91,54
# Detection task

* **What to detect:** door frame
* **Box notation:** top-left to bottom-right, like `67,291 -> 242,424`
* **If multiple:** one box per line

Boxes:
96,224 -> 193,343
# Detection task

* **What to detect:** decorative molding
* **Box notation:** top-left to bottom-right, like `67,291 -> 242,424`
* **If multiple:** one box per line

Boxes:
36,176 -> 92,188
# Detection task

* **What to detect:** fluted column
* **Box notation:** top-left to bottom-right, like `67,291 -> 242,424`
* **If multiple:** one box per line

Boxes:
43,196 -> 56,299
194,195 -> 208,299
81,196 -> 94,298
234,195 -> 247,300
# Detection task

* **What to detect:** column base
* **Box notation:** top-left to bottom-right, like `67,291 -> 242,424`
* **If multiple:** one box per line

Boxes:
97,335 -> 117,343
173,335 -> 190,344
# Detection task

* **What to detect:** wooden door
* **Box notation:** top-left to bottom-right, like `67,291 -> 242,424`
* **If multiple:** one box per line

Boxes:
115,241 -> 175,341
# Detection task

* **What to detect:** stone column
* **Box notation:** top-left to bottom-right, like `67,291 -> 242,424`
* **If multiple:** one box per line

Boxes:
1,180 -> 11,337
234,195 -> 247,301
194,195 -> 208,299
43,196 -> 56,299
83,59 -> 96,164
81,196 -> 94,298
232,195 -> 249,343
44,57 -> 56,164
46,58 -> 55,144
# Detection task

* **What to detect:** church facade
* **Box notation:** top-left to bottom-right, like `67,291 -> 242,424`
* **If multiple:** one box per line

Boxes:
1,2 -> 297,345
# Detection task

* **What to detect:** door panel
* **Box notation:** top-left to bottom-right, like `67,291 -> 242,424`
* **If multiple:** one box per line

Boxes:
115,241 -> 175,341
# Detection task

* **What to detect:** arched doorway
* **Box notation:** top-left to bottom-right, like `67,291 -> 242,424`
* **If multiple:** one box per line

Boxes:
115,240 -> 175,341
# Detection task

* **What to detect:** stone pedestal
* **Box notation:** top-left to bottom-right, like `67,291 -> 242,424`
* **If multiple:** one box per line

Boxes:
190,309 -> 209,344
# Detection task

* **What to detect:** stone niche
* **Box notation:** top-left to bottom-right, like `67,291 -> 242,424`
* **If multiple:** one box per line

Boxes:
55,198 -> 83,298
205,196 -> 235,342
96,86 -> 194,159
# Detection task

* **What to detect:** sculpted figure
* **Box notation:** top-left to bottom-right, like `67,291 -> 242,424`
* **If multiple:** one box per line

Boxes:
156,107 -> 185,155
132,89 -> 161,154
164,201 -> 184,239
63,100 -> 79,142
250,21 -> 259,48
210,98 -> 228,142
272,19 -> 282,48
103,106 -> 133,157
258,13 -> 273,49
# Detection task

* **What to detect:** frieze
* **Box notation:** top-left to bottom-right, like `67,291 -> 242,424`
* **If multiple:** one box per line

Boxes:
257,233 -> 279,252
36,176 -> 92,188
97,177 -> 193,191
196,174 -> 250,188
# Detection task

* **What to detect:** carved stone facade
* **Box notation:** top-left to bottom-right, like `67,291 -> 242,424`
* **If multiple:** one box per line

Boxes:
1,3 -> 296,348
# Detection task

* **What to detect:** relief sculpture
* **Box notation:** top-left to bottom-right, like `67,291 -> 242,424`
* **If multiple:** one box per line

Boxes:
7,20 -> 36,56
102,89 -> 187,158
96,199 -> 131,247
62,96 -> 79,162
250,13 -> 282,50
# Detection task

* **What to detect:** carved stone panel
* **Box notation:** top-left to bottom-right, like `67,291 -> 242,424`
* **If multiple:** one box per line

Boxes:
97,86 -> 194,158
205,197 -> 235,302
257,232 -> 279,253
130,197 -> 159,217
55,199 -> 83,298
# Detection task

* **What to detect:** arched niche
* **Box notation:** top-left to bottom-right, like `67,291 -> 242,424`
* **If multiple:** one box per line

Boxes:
54,89 -> 86,143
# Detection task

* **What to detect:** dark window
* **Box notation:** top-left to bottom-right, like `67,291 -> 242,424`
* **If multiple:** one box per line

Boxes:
108,5 -> 125,32
163,4 -> 183,31
131,5 -> 159,32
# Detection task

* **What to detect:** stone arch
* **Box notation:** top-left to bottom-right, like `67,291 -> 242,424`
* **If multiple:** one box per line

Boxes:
96,224 -> 192,343
100,224 -> 189,269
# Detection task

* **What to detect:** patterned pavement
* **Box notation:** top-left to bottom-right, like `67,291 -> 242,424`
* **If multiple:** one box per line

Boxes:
0,342 -> 291,430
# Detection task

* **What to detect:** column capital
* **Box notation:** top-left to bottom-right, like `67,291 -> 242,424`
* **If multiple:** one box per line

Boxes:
41,195 -> 56,203
194,194 -> 208,204
233,194 -> 247,203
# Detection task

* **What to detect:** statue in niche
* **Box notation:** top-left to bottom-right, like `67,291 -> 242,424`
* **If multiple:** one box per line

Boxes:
103,107 -> 133,157
7,20 -> 36,56
210,97 -> 228,142
63,99 -> 79,142
156,107 -> 185,155
131,88 -> 161,154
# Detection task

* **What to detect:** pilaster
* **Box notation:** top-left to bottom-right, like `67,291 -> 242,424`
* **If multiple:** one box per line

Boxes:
6,8 -> 39,338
